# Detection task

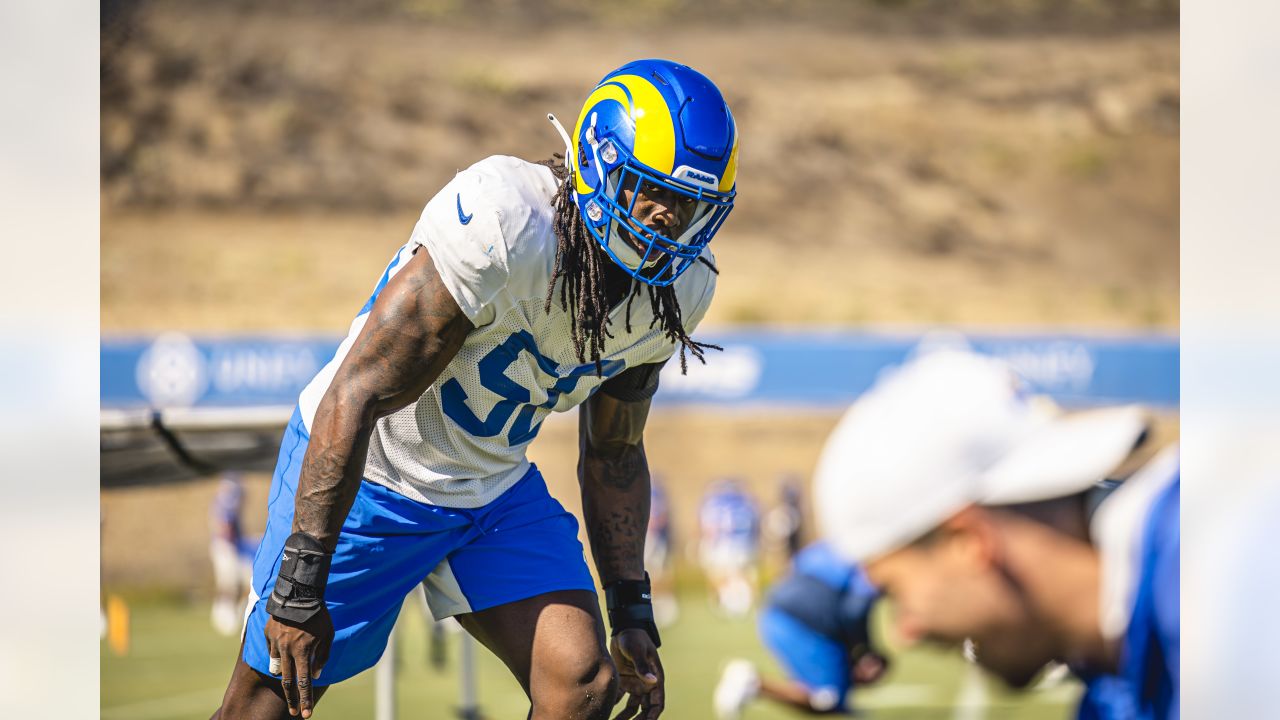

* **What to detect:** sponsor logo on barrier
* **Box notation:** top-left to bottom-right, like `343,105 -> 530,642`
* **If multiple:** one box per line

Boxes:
135,336 -> 323,408
993,342 -> 1096,392
107,331 -> 1174,410
210,347 -> 322,396
911,333 -> 1098,394
660,346 -> 763,399
136,333 -> 208,408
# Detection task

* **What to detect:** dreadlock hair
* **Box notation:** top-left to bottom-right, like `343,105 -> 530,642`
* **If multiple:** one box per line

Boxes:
537,155 -> 721,375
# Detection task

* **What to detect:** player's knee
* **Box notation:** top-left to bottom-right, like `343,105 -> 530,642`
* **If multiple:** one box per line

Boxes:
533,653 -> 617,720
569,655 -> 618,720
578,659 -> 619,720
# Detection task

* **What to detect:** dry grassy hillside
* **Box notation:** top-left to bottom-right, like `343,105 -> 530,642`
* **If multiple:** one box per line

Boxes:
102,2 -> 1178,330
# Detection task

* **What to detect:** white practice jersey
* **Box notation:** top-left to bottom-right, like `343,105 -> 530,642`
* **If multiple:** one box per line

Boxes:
298,156 -> 717,507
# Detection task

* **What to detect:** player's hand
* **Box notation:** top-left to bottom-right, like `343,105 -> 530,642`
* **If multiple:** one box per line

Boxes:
853,650 -> 889,685
610,628 -> 665,719
265,609 -> 334,718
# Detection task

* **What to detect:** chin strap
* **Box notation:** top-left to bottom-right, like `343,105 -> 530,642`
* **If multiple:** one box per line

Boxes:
546,113 -> 573,172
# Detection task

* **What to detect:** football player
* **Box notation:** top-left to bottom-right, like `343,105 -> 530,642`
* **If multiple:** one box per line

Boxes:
212,58 -> 738,720
714,541 -> 887,718
698,478 -> 762,617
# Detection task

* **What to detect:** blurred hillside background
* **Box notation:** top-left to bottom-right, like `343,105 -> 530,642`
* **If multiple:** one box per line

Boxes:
101,2 -> 1177,717
102,0 -> 1178,332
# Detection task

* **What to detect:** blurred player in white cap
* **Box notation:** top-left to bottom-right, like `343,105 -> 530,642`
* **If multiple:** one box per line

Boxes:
814,350 -> 1178,720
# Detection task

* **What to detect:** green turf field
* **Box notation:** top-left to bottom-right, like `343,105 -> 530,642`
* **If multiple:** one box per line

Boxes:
101,590 -> 1080,720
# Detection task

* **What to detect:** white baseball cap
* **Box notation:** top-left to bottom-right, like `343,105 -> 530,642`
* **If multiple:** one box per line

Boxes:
814,349 -> 1148,563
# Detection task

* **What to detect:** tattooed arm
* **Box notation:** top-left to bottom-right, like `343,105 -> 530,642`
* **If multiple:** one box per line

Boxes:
265,247 -> 472,715
580,376 -> 669,718
294,247 -> 473,547
578,386 -> 653,584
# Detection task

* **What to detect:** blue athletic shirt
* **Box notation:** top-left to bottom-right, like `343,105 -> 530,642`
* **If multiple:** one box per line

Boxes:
1081,448 -> 1180,720
1117,472 -> 1179,719
766,541 -> 880,651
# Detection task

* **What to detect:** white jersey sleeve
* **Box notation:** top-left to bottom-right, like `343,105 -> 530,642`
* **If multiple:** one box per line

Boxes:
410,167 -> 512,325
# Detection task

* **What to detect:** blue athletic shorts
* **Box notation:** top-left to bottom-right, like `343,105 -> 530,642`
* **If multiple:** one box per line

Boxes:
758,605 -> 850,711
242,409 -> 596,685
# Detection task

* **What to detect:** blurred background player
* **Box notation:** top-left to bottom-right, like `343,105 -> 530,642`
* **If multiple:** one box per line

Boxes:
764,476 -> 806,565
815,350 -> 1178,720
646,475 -> 679,627
714,540 -> 887,718
698,477 -> 761,617
209,472 -> 259,636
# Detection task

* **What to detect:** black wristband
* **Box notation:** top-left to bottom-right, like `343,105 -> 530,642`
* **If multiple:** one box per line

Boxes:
604,573 -> 661,648
264,532 -> 332,624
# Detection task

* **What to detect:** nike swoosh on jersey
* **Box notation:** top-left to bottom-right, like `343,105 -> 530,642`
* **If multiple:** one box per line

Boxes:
456,194 -> 474,225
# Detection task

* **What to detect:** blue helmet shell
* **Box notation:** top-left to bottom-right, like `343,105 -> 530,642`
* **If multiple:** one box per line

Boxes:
569,59 -> 738,286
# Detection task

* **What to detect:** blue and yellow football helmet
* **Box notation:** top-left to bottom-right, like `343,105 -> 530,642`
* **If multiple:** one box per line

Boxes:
563,59 -> 738,286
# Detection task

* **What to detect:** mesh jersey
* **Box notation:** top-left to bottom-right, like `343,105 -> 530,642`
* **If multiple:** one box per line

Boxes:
298,156 -> 717,508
